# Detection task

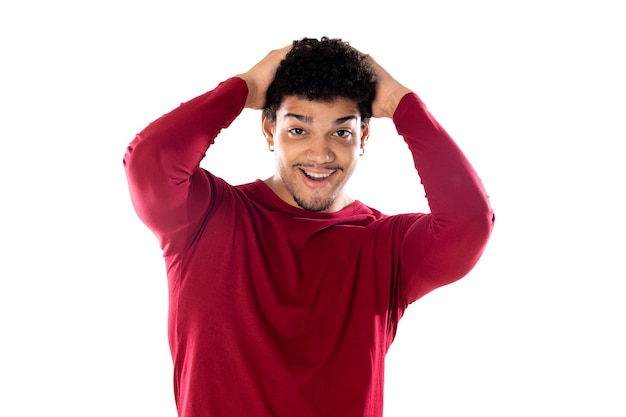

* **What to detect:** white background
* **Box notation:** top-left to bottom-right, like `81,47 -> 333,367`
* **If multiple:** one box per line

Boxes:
1,0 -> 624,416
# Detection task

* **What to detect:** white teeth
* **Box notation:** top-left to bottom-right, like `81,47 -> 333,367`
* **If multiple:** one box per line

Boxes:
304,170 -> 332,179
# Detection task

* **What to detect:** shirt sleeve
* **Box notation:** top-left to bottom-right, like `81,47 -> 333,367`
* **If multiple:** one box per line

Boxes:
123,77 -> 249,255
393,93 -> 495,304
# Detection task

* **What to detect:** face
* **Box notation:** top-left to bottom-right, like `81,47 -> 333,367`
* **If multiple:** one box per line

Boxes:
263,96 -> 369,212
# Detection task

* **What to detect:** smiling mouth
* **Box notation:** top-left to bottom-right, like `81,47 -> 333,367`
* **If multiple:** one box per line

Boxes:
302,169 -> 334,180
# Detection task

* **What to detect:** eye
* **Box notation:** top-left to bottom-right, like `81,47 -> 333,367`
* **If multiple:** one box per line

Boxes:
289,127 -> 305,136
334,129 -> 352,138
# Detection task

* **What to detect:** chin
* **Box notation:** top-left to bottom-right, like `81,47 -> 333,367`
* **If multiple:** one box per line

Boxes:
294,194 -> 335,212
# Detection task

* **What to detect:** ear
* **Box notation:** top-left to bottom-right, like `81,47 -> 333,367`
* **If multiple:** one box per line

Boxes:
359,120 -> 370,151
262,114 -> 275,148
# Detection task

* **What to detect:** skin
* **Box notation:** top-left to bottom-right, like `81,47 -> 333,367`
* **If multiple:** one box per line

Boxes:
236,44 -> 412,212
262,96 -> 369,212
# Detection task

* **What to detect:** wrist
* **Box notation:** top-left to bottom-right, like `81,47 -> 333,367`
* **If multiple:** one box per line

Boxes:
374,86 -> 412,119
235,74 -> 264,109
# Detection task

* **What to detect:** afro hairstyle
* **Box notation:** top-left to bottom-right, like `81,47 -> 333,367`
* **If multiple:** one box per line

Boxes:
262,37 -> 377,123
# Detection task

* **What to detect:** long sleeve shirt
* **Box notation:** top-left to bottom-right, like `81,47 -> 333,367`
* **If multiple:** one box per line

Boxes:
124,77 -> 494,417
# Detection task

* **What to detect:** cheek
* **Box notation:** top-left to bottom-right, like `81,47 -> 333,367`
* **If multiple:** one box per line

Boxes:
276,138 -> 308,160
275,143 -> 291,159
274,146 -> 297,171
336,143 -> 360,162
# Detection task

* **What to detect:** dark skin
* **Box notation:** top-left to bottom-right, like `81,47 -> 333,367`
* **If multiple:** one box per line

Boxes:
236,45 -> 411,212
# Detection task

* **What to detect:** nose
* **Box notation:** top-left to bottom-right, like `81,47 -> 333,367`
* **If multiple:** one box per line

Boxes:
305,136 -> 334,164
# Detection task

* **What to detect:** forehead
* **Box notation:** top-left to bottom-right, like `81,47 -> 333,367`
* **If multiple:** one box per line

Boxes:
276,96 -> 361,122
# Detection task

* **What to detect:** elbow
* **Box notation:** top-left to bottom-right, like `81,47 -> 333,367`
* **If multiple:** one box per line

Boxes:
123,135 -> 168,214
470,203 -> 495,243
457,203 -> 495,261
456,192 -> 495,242
435,199 -> 495,245
123,134 -> 169,187
124,134 -> 154,173
433,205 -> 495,282
452,205 -> 495,277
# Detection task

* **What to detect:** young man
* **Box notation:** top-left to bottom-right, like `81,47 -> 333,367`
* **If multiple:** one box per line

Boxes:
124,37 -> 494,417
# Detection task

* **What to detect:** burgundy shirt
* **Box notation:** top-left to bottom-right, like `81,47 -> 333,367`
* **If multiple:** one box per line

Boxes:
124,77 -> 494,416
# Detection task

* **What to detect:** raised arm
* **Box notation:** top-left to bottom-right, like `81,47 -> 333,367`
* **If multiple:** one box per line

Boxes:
369,56 -> 495,303
123,79 -> 248,254
123,46 -> 291,255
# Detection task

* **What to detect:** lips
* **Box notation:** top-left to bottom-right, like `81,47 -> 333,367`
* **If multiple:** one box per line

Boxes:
302,169 -> 333,180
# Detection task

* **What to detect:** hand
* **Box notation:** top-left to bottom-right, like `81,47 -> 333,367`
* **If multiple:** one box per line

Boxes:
236,45 -> 292,109
368,56 -> 412,119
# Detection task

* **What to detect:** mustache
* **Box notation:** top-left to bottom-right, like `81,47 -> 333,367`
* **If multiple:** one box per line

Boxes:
292,163 -> 344,171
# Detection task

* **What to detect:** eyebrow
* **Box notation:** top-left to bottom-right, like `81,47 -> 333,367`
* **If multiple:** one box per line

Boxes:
284,113 -> 358,125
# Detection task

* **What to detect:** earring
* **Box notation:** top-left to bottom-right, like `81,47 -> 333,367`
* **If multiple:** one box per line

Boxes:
359,147 -> 365,156
268,144 -> 275,152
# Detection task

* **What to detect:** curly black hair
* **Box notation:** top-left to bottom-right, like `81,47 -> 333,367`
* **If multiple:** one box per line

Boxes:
262,37 -> 377,123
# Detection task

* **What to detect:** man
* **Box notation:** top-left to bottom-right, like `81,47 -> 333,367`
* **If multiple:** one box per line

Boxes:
124,37 -> 494,417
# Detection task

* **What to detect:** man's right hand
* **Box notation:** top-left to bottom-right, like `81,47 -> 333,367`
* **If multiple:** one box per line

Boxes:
236,45 -> 292,110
